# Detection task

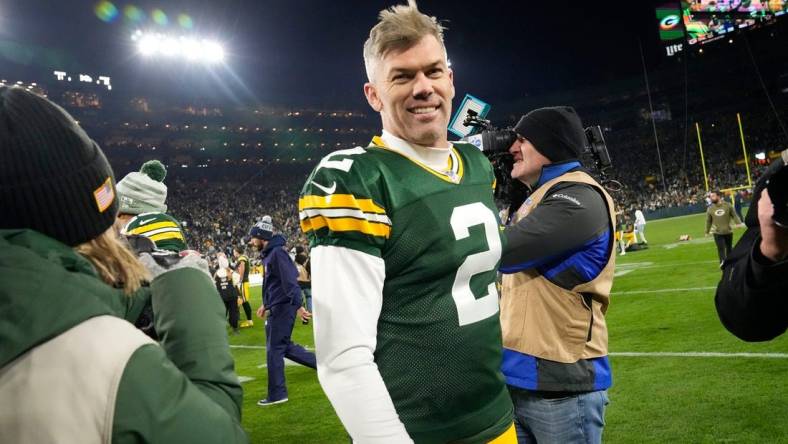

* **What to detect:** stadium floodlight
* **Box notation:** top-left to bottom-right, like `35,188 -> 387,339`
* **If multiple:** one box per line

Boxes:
160,37 -> 180,56
133,31 -> 225,64
138,34 -> 158,55
204,41 -> 225,62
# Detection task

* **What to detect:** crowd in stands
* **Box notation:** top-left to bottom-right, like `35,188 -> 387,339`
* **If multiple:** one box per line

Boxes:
106,104 -> 787,257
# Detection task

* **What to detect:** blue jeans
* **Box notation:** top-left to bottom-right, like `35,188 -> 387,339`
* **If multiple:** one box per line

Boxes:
302,287 -> 312,312
508,387 -> 609,444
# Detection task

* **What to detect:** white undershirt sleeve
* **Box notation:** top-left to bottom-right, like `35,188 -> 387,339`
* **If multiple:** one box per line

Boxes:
311,245 -> 413,444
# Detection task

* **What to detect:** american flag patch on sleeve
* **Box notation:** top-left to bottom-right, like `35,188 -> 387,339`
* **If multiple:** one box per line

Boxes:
93,177 -> 115,213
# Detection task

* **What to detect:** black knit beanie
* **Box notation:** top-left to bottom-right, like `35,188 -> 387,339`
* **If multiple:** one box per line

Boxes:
0,86 -> 118,246
513,106 -> 586,162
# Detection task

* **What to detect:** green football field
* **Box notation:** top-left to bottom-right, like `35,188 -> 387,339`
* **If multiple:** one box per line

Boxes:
229,212 -> 788,443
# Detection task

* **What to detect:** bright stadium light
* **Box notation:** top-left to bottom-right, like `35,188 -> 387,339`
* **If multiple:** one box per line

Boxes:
181,38 -> 202,60
133,31 -> 225,64
160,37 -> 180,56
138,34 -> 159,55
204,41 -> 225,62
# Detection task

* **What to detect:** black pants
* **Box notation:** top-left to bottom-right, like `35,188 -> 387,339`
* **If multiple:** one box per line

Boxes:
714,233 -> 733,264
223,296 -> 240,329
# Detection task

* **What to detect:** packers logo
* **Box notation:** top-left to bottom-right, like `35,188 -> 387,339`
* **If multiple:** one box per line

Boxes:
660,15 -> 680,30
714,209 -> 726,216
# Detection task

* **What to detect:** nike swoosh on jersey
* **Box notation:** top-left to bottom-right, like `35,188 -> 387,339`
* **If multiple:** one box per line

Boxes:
311,180 -> 337,194
138,218 -> 156,225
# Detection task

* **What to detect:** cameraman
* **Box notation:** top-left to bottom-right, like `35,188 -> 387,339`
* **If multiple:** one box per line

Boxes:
715,149 -> 788,341
498,107 -> 616,444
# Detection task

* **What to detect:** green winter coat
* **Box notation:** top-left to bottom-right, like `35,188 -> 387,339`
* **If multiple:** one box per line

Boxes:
0,229 -> 248,443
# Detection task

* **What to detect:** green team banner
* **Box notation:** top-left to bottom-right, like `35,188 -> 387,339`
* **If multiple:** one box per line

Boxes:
656,4 -> 685,42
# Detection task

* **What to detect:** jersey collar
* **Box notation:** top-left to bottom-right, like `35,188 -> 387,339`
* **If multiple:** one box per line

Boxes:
370,132 -> 464,184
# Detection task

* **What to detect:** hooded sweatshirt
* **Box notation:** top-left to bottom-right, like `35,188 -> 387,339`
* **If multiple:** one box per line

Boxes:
0,229 -> 247,443
260,234 -> 302,309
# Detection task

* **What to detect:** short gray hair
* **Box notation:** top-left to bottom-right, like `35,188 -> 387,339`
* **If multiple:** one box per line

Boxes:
363,0 -> 447,82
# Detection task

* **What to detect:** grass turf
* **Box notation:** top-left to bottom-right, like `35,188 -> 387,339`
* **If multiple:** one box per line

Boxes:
229,212 -> 788,443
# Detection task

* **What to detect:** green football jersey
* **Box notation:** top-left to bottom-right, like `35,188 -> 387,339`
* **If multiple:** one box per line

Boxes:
122,212 -> 187,252
299,137 -> 512,443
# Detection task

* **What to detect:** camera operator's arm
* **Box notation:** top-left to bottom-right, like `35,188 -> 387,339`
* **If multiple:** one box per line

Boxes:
716,188 -> 788,342
112,253 -> 247,443
758,190 -> 788,262
501,183 -> 609,272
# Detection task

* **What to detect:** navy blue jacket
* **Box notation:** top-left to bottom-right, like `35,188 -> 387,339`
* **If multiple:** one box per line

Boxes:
261,235 -> 302,309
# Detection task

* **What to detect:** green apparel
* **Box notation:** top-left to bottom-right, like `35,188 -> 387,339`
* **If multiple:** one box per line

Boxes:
300,139 -> 513,443
122,212 -> 188,252
0,229 -> 247,443
706,201 -> 742,235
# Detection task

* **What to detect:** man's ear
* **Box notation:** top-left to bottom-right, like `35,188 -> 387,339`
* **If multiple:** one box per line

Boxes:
448,68 -> 455,100
364,82 -> 382,112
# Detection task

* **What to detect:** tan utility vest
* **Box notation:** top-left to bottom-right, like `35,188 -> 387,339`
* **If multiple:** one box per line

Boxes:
500,171 -> 616,364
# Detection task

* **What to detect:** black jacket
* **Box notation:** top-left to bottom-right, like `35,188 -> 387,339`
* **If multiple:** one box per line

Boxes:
715,159 -> 788,341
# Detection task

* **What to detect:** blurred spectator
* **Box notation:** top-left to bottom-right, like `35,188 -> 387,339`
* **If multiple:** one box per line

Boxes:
0,86 -> 247,443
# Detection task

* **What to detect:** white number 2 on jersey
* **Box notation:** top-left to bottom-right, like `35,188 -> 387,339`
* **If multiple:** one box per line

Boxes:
450,202 -> 502,326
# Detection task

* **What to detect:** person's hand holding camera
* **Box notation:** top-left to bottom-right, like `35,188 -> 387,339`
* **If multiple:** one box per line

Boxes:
758,189 -> 788,262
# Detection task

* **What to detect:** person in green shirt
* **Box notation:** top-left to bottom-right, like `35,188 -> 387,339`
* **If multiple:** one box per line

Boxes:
706,190 -> 744,265
0,86 -> 247,443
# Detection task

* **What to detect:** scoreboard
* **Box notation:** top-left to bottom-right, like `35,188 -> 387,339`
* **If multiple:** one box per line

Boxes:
656,1 -> 787,56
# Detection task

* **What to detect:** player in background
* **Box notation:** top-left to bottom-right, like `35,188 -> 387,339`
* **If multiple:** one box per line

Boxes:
634,208 -> 647,244
706,190 -> 744,266
233,245 -> 254,328
299,2 -> 514,442
215,253 -> 241,335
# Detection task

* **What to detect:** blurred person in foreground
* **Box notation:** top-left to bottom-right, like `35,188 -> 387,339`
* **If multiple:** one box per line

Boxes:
0,86 -> 247,443
249,219 -> 315,406
716,149 -> 788,341
299,2 -> 514,442
705,190 -> 744,266
499,107 -> 616,444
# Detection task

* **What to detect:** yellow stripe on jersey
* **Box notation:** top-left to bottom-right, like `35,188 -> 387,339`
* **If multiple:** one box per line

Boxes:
128,220 -> 179,235
487,423 -> 517,444
300,214 -> 391,238
148,231 -> 186,243
299,194 -> 386,215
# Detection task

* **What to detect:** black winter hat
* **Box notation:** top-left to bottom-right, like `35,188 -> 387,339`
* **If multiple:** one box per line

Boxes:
0,86 -> 118,246
513,106 -> 586,162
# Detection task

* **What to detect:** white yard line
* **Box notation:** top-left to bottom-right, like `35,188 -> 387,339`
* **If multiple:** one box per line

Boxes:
611,352 -> 788,358
617,260 -> 717,269
611,286 -> 716,295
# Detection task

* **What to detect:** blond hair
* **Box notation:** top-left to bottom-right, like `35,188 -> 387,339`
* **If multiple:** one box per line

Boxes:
363,0 -> 447,82
75,227 -> 150,295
